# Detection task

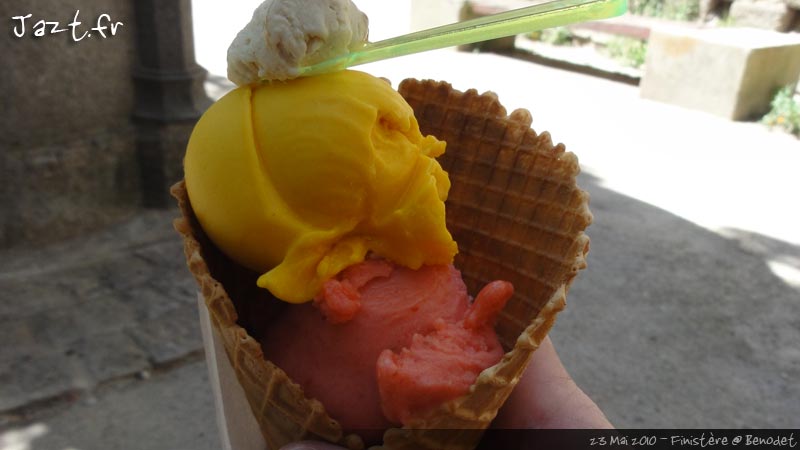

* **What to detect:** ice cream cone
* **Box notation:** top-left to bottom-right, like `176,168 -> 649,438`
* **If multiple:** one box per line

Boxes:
172,78 -> 592,450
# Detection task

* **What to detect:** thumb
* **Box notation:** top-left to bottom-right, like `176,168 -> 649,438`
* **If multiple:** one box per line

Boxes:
493,336 -> 612,429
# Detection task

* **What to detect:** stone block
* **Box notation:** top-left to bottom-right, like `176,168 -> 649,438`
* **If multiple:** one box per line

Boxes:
67,331 -> 150,382
640,26 -> 800,120
0,126 -> 141,248
0,346 -> 89,412
729,0 -> 794,31
459,1 -> 520,52
458,0 -> 557,52
0,281 -> 79,322
28,292 -> 136,349
128,303 -> 203,365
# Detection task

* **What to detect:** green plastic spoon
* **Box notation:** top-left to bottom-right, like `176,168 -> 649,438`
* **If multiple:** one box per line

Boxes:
297,0 -> 628,77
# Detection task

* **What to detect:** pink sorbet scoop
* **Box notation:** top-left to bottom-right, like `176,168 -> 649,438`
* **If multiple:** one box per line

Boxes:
260,259 -> 512,434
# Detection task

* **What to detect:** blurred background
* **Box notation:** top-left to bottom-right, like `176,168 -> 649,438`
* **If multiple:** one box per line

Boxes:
2,0 -> 799,449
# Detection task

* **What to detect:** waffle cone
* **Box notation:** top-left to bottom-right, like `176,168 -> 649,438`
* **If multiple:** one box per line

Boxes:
172,78 -> 592,450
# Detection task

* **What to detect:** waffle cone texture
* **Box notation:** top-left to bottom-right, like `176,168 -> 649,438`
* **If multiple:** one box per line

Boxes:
172,78 -> 592,450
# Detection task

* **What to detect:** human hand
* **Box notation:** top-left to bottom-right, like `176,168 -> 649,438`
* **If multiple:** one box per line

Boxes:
493,335 -> 612,429
279,336 -> 611,450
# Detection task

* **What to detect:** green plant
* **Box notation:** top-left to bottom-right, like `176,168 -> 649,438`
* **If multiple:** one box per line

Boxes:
629,0 -> 700,21
629,0 -> 663,17
528,27 -> 575,46
606,37 -> 648,68
761,85 -> 800,137
717,11 -> 736,27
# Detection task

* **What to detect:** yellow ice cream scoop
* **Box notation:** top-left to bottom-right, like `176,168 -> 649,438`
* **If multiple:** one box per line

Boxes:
184,70 -> 457,303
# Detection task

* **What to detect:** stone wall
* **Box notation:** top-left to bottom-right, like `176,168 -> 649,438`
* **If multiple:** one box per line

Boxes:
1,0 -> 208,249
1,0 -> 139,248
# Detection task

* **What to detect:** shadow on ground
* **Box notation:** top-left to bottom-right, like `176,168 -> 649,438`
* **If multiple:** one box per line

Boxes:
554,171 -> 800,428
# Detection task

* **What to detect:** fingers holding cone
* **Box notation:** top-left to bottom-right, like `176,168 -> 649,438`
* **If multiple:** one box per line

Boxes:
493,336 -> 612,429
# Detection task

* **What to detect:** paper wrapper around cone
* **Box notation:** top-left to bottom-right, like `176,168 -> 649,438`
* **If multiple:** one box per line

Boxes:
172,78 -> 592,450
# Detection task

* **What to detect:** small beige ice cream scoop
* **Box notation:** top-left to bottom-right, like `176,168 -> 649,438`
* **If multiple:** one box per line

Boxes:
227,0 -> 369,84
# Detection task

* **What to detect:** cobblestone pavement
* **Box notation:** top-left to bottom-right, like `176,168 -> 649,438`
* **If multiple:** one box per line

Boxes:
0,209 -> 201,421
